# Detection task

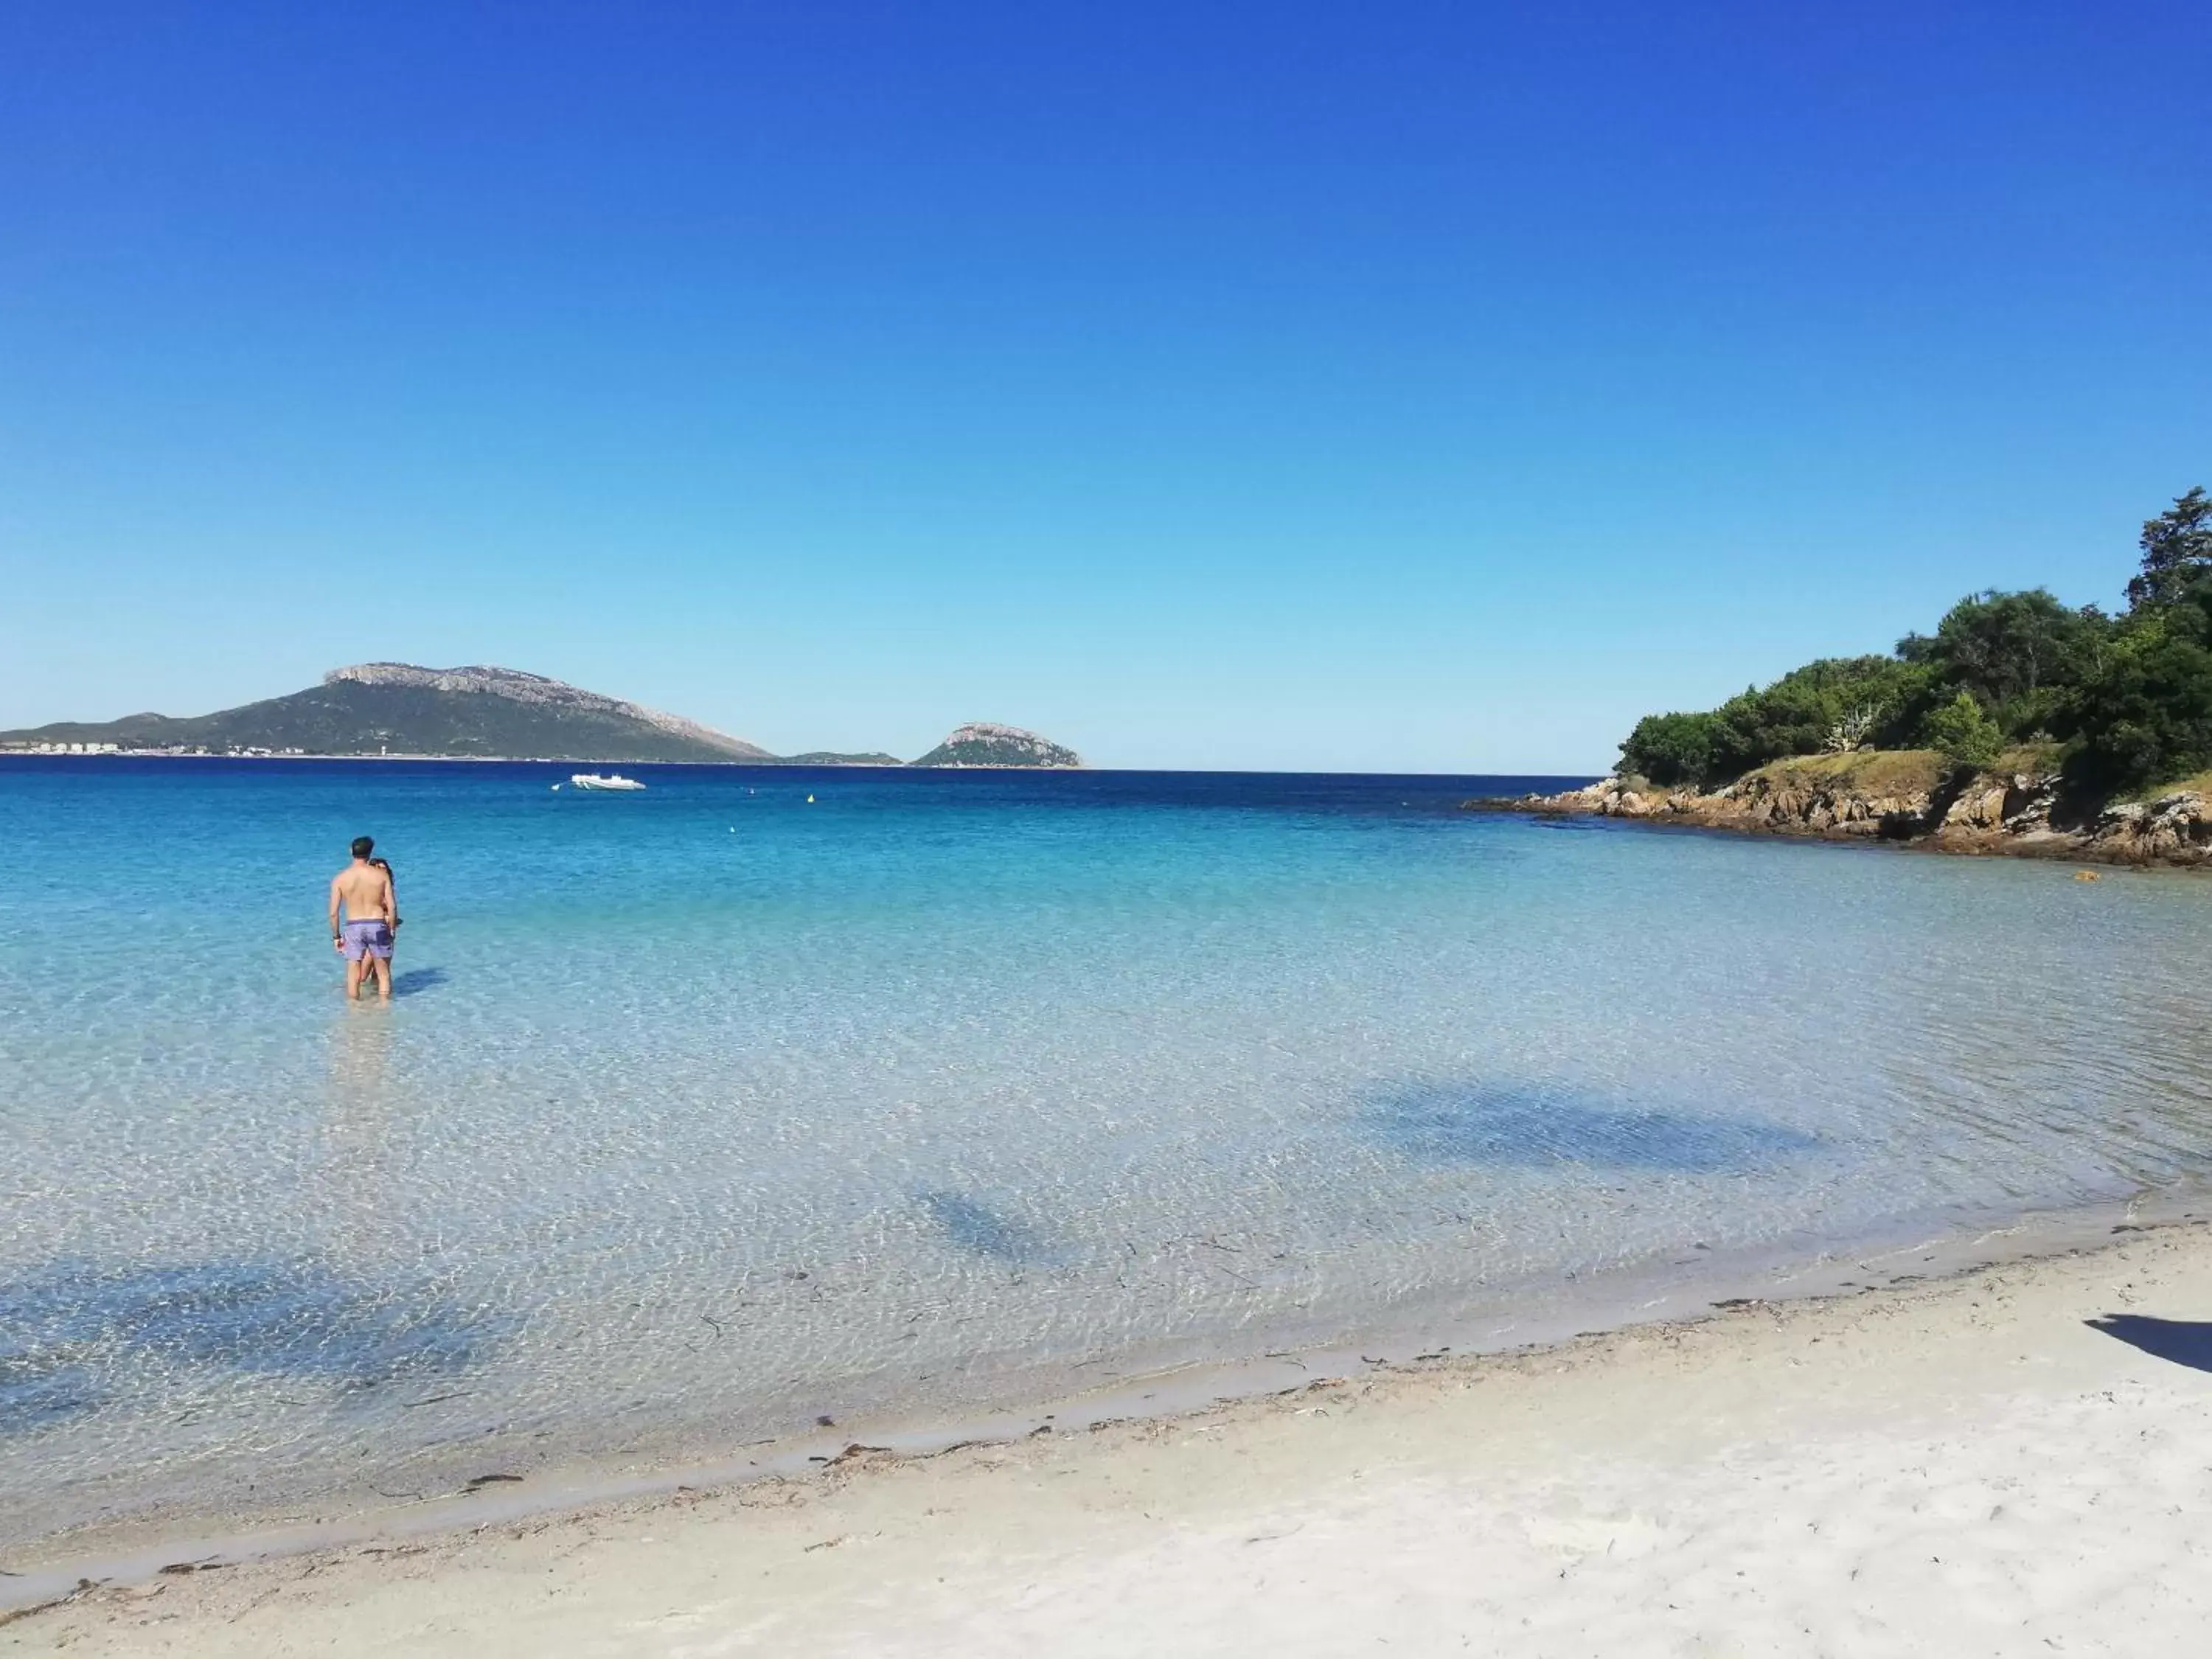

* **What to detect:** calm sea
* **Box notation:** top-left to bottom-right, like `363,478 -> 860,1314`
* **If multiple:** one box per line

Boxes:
4,757 -> 2211,1551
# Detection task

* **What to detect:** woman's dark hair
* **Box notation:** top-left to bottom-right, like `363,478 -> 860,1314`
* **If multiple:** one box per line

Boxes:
370,858 -> 392,873
351,835 -> 375,859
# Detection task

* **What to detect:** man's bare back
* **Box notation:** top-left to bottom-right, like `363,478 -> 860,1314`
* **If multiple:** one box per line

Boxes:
331,862 -> 392,920
330,836 -> 396,1000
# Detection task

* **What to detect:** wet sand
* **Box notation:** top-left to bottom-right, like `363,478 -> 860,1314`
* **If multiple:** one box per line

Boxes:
9,1219 -> 2211,1656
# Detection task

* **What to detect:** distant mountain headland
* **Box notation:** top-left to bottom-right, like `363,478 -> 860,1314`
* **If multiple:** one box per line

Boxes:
0,664 -> 1082,768
909,723 -> 1084,768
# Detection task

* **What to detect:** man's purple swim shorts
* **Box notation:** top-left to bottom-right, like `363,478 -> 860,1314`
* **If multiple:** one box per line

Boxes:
341,919 -> 394,961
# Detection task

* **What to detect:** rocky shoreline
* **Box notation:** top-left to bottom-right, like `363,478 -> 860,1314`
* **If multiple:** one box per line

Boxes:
1472,762 -> 2212,868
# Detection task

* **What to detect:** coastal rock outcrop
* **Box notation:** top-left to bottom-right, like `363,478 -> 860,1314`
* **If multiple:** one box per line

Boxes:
2087,791 -> 2212,863
1477,759 -> 2211,869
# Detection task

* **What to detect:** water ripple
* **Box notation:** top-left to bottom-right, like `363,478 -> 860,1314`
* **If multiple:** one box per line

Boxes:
4,760 -> 2211,1546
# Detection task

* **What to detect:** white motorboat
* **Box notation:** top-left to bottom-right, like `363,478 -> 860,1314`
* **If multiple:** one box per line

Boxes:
568,772 -> 646,791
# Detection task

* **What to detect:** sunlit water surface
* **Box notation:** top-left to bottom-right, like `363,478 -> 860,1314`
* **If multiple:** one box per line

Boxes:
4,758 -> 2211,1548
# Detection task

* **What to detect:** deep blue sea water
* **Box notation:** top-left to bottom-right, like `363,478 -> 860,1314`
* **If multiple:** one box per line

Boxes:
5,757 -> 2212,1549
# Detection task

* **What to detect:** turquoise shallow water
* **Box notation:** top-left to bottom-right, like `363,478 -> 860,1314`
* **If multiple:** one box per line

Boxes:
4,757 -> 2212,1548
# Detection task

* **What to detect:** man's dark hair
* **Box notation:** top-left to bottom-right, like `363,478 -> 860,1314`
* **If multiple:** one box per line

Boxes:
351,835 -> 375,859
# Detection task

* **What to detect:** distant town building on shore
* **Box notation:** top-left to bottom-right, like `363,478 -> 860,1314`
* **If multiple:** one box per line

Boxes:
1,741 -> 310,757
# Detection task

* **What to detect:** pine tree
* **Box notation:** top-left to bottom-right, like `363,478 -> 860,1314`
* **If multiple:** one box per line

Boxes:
2125,486 -> 2212,611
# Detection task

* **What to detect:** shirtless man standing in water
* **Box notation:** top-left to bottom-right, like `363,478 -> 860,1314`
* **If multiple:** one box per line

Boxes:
329,835 -> 397,1001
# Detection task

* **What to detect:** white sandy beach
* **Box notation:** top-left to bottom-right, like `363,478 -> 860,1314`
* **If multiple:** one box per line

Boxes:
9,1220 -> 2211,1657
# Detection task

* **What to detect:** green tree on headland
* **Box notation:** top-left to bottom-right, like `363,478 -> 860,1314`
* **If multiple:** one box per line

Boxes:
2053,574 -> 2212,797
1898,588 -> 2107,741
1617,484 -> 2212,799
2125,487 -> 2212,611
1924,690 -> 2003,771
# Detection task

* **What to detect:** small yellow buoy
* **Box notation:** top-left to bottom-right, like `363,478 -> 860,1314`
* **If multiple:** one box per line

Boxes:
2074,870 -> 2100,883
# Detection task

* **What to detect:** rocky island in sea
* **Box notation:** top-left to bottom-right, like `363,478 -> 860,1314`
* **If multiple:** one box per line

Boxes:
0,664 -> 1079,768
908,722 -> 1083,768
1477,485 -> 2212,867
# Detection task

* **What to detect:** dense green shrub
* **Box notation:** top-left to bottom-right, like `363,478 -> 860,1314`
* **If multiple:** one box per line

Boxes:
2054,575 -> 2212,796
1924,691 -> 2004,771
1619,656 -> 1927,788
1617,710 -> 1717,787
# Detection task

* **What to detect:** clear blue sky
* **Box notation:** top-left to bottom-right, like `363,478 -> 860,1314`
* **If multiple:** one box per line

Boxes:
2,2 -> 2207,771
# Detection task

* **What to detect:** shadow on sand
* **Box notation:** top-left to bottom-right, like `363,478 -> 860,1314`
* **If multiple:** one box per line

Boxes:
387,966 -> 449,998
2085,1314 -> 2212,1374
